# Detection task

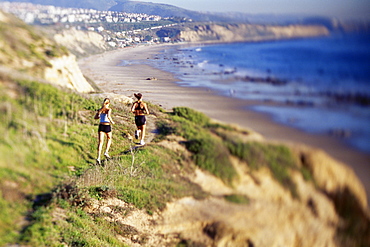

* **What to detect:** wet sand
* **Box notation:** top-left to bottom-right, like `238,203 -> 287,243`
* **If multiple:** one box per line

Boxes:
79,44 -> 370,202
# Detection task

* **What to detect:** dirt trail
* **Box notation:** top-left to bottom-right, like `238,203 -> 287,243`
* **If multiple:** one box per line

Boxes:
143,114 -> 157,144
79,46 -> 370,203
79,47 -> 368,246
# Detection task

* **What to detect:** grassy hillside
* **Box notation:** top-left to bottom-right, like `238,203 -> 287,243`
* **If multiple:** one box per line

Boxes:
0,72 -> 203,245
0,9 -> 368,247
1,74 -> 368,246
0,71 -> 292,245
0,10 -> 68,75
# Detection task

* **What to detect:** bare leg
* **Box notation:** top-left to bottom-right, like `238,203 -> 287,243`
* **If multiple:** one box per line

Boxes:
135,127 -> 141,139
105,132 -> 112,154
141,125 -> 146,143
97,131 -> 105,160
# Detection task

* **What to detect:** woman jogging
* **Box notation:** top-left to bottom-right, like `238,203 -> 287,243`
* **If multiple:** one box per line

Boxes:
94,98 -> 115,164
131,93 -> 149,145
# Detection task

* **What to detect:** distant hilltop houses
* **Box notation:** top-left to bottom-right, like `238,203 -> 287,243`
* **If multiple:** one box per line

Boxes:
0,1 -> 162,24
0,1 -> 182,47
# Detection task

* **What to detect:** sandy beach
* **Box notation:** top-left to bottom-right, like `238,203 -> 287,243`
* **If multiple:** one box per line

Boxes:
78,44 -> 370,201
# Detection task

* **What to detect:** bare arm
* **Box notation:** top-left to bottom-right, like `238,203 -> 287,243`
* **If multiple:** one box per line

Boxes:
94,106 -> 106,119
107,109 -> 115,124
144,103 -> 149,114
131,103 -> 137,113
94,109 -> 100,119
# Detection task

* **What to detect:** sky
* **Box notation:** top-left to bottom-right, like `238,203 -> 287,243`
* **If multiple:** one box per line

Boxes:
138,0 -> 370,20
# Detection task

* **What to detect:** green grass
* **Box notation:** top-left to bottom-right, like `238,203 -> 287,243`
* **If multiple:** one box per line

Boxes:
165,107 -> 238,185
21,202 -> 129,247
172,107 -> 211,127
224,194 -> 250,204
0,11 -> 68,73
0,74 -> 366,247
0,78 -> 100,245
17,143 -> 207,245
81,145 -> 206,213
159,107 -> 307,190
224,138 -> 300,197
1,10 -> 368,246
0,77 -> 209,245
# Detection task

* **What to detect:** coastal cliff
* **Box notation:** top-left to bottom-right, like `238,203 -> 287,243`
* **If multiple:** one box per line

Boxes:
44,54 -> 94,93
1,9 -> 369,247
51,27 -> 111,58
179,23 -> 330,43
81,132 -> 367,247
0,10 -> 94,93
76,47 -> 369,247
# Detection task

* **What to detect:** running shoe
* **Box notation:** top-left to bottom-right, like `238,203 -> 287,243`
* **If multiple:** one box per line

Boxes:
140,140 -> 145,145
104,152 -> 111,159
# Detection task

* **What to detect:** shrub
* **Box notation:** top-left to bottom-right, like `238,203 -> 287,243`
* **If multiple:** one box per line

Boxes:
168,108 -> 238,185
17,79 -> 95,119
154,119 -> 177,141
172,107 -> 210,127
185,137 -> 236,184
224,194 -> 250,204
226,141 -> 299,197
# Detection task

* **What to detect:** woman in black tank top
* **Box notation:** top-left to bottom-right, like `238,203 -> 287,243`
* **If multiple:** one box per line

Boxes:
131,93 -> 149,145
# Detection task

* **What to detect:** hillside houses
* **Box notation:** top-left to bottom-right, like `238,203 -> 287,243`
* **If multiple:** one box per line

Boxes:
0,1 -> 181,47
0,2 -> 162,25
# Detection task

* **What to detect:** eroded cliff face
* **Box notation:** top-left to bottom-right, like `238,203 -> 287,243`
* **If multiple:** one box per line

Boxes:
157,141 -> 368,247
79,136 -> 369,247
179,23 -> 330,43
52,28 -> 110,58
0,10 -> 96,93
44,54 -> 94,93
42,28 -> 112,93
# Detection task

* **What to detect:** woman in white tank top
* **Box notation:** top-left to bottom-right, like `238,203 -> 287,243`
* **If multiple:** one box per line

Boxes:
94,98 -> 115,165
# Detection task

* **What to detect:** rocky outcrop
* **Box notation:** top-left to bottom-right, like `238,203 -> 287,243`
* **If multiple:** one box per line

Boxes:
44,54 -> 94,93
151,143 -> 368,247
179,23 -> 330,43
297,146 -> 368,210
0,10 -> 96,93
52,28 -> 110,58
78,137 -> 369,247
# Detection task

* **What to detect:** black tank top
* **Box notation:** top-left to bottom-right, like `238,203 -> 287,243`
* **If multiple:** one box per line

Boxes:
135,102 -> 145,111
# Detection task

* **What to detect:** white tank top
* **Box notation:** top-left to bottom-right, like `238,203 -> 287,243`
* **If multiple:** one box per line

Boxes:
100,113 -> 109,123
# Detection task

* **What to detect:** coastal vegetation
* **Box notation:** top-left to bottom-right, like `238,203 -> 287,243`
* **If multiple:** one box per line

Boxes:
1,74 -> 369,246
0,75 -> 203,245
0,10 -> 68,74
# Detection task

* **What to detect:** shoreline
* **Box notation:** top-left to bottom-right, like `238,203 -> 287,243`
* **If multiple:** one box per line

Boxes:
78,43 -> 370,202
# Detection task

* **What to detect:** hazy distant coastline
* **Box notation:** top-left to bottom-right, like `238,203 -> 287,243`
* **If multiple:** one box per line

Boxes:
4,0 -> 369,54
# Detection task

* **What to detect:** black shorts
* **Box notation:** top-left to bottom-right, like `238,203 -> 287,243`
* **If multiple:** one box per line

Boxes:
135,115 -> 146,126
98,124 -> 111,133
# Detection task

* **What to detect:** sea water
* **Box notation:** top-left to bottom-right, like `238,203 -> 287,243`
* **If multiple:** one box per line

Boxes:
148,33 -> 370,153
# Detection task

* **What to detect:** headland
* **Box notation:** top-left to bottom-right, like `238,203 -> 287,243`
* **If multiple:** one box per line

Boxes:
78,43 -> 370,202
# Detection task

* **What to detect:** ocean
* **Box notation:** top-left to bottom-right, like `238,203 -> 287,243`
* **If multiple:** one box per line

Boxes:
148,33 -> 370,154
